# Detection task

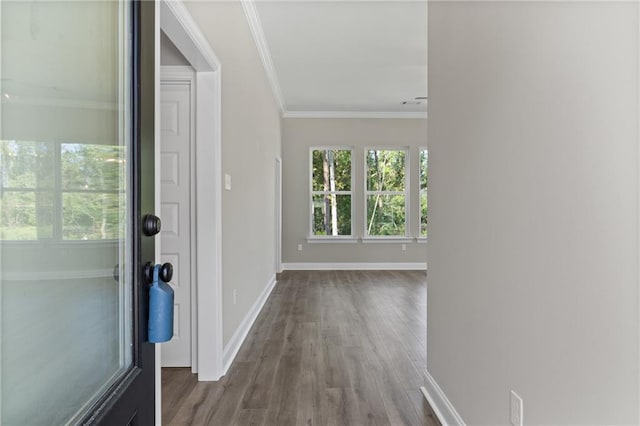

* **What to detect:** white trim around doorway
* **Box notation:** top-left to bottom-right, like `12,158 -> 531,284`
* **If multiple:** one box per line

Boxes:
157,0 -> 223,401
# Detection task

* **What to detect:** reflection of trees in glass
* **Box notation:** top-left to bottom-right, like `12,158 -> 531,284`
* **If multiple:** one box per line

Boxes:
420,149 -> 428,237
0,141 -> 54,239
1,140 -> 124,240
366,149 -> 406,236
311,149 -> 351,236
61,144 -> 124,240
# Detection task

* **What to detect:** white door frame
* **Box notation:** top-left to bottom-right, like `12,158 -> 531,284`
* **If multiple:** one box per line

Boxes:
160,67 -> 197,371
637,3 -> 640,418
155,0 -> 223,404
275,157 -> 283,274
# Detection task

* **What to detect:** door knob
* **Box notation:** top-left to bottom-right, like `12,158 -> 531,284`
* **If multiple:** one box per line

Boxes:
142,214 -> 161,236
160,262 -> 173,283
143,262 -> 173,284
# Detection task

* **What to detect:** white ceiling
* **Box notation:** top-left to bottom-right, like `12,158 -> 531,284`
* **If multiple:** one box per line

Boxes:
251,1 -> 427,117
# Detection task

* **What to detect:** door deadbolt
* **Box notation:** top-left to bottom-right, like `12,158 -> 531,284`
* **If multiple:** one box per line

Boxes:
142,214 -> 161,236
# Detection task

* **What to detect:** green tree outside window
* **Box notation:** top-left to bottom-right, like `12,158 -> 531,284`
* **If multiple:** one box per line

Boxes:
365,149 -> 407,236
311,149 -> 352,236
420,149 -> 428,237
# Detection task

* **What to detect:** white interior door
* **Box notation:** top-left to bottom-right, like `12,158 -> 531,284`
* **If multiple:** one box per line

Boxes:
160,81 -> 192,367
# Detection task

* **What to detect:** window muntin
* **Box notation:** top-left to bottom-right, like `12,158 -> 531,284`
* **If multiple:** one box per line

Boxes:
365,148 -> 408,237
310,148 -> 353,236
420,149 -> 428,237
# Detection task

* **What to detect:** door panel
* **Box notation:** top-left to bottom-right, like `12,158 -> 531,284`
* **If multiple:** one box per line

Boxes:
0,1 -> 155,424
160,82 -> 192,367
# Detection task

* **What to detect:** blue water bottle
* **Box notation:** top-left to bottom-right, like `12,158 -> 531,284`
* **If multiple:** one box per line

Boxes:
148,263 -> 175,343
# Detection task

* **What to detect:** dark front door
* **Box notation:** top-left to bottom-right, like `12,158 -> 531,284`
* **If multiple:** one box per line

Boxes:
0,1 -> 156,424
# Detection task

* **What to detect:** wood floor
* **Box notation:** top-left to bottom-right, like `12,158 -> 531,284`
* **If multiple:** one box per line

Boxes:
162,270 -> 440,426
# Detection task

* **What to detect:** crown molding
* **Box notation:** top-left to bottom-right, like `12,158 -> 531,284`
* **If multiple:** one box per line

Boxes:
241,0 -> 286,113
161,0 -> 221,72
282,110 -> 428,119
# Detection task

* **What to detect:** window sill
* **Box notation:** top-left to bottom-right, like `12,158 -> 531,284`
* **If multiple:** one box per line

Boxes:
417,237 -> 427,244
361,237 -> 414,244
306,237 -> 359,244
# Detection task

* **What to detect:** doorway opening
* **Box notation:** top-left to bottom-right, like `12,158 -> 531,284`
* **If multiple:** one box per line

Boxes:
156,0 -> 224,422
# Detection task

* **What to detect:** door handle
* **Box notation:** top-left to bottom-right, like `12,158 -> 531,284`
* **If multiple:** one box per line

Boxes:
143,262 -> 173,284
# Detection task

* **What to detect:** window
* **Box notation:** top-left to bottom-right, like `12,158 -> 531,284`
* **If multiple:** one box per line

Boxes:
310,148 -> 352,236
1,139 -> 125,241
420,149 -> 428,237
365,148 -> 407,237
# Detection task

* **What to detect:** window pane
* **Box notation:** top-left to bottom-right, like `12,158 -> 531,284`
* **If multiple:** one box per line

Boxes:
61,143 -> 124,191
0,140 -> 54,189
0,191 -> 54,240
312,194 -> 351,236
420,192 -> 428,237
1,1 -> 132,424
311,149 -> 351,192
62,192 -> 124,240
420,149 -> 428,190
420,149 -> 428,236
366,149 -> 405,191
366,194 -> 406,236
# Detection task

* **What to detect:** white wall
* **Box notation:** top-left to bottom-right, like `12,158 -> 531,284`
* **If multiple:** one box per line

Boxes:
160,31 -> 189,66
184,1 -> 281,347
427,1 -> 639,424
282,117 -> 427,264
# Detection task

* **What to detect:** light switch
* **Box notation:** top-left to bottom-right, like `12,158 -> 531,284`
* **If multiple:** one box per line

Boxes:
225,174 -> 231,191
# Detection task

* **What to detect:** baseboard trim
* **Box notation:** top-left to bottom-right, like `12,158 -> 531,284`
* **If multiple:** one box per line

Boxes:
222,274 -> 277,374
421,369 -> 466,426
282,262 -> 427,271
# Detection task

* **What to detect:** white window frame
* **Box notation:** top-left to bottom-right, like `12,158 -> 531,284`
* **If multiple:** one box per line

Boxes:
308,146 -> 355,241
418,147 -> 428,243
363,147 -> 410,240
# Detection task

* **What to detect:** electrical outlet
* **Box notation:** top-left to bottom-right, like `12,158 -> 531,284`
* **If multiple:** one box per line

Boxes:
510,390 -> 523,426
401,243 -> 407,251
297,244 -> 303,251
233,289 -> 237,305
225,174 -> 232,191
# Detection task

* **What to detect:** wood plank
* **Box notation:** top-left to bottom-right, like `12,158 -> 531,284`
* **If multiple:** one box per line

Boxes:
296,322 -> 323,426
161,368 -> 198,424
164,381 -> 222,426
241,339 -> 284,409
322,388 -> 360,426
204,361 -> 257,425
343,346 -> 392,426
263,347 -> 303,426
233,409 -> 266,426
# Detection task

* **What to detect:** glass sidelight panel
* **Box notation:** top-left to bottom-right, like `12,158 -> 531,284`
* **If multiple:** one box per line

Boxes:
0,1 -> 133,425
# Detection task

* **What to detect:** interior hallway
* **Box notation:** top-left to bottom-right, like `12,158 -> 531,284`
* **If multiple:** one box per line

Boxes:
162,270 -> 438,425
